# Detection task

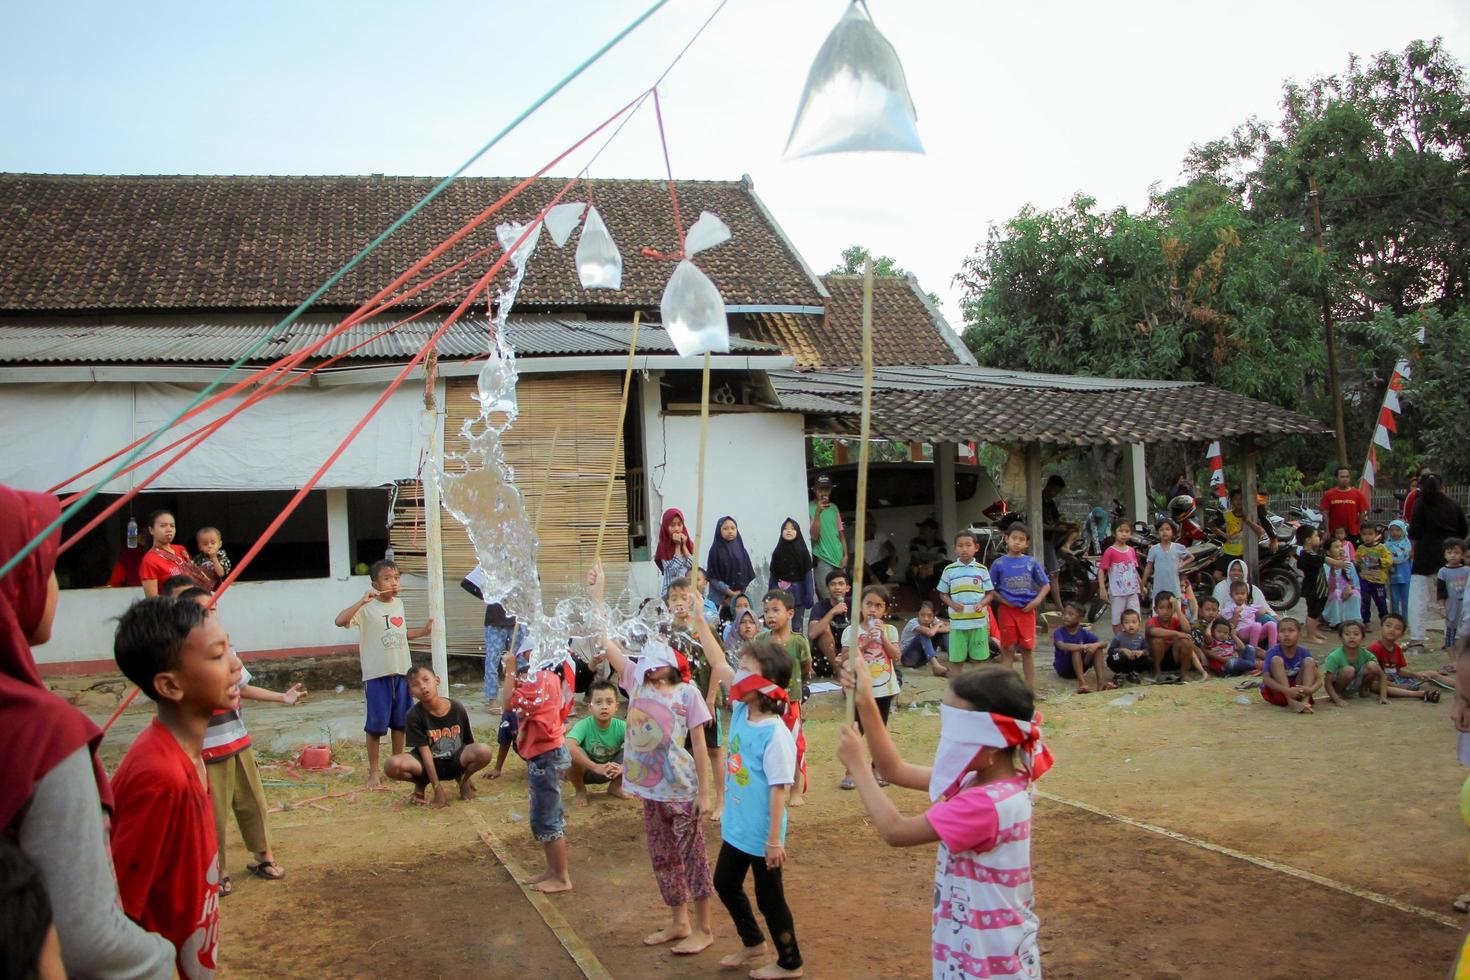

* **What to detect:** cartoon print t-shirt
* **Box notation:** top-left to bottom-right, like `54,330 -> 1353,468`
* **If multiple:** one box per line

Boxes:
841,621 -> 901,699
619,661 -> 712,803
405,699 -> 474,761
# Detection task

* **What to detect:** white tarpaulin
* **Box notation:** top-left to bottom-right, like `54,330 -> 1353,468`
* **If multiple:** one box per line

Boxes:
0,381 -> 435,493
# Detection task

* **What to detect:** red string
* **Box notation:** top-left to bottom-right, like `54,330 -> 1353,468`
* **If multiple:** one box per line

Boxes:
652,87 -> 686,258
100,687 -> 140,734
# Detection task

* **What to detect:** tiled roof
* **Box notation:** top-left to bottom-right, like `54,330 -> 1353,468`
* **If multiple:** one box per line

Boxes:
773,368 -> 1325,445
0,315 -> 784,364
745,273 -> 973,369
0,173 -> 827,312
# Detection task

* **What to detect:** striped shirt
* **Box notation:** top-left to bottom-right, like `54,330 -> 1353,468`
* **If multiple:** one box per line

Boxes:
202,666 -> 252,763
937,560 -> 993,631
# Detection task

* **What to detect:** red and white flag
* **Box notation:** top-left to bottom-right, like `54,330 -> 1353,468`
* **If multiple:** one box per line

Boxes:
1361,321 -> 1423,492
1206,441 -> 1228,500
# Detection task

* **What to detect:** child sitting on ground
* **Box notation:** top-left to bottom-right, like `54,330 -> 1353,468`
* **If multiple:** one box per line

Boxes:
760,589 -> 811,807
192,526 -> 231,590
835,661 -> 1050,980
1097,521 -> 1142,629
987,523 -> 1051,691
900,601 -> 951,677
1223,579 -> 1278,652
1203,619 -> 1258,677
714,638 -> 803,979
1052,602 -> 1110,693
1260,617 -> 1319,713
838,586 -> 901,791
1355,523 -> 1393,628
566,678 -> 629,805
334,559 -> 433,788
1145,592 -> 1207,683
1105,609 -> 1152,683
1440,539 -> 1470,650
502,639 -> 574,894
110,597 -> 238,978
385,665 -> 494,808
1323,539 -> 1361,629
1368,612 -> 1443,702
937,530 -> 995,672
1322,621 -> 1388,706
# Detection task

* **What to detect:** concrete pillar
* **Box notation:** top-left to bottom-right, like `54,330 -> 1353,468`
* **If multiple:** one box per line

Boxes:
1025,443 -> 1044,563
639,370 -> 664,536
935,442 -> 959,544
1123,442 -> 1148,526
326,487 -> 351,580
1240,435 -> 1260,586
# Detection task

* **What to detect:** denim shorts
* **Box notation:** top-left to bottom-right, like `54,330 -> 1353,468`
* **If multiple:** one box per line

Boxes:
363,674 -> 411,736
527,746 -> 570,842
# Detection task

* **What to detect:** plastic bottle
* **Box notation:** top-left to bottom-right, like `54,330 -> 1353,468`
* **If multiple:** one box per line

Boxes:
125,517 -> 138,549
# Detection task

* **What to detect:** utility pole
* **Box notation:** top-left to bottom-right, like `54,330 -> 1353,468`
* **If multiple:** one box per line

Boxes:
1308,175 -> 1350,468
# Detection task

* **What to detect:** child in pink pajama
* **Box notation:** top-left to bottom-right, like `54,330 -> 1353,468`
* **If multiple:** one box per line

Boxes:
1223,579 -> 1277,650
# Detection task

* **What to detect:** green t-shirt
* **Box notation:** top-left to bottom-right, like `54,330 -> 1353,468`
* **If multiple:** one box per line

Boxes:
566,715 -> 626,764
1322,646 -> 1376,677
809,500 -> 844,568
759,630 -> 812,702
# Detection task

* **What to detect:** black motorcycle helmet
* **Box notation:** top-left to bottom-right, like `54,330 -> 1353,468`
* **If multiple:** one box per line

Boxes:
1168,494 -> 1196,522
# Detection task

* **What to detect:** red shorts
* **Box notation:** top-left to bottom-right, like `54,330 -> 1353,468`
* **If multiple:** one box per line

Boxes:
994,603 -> 1037,650
1260,685 -> 1313,707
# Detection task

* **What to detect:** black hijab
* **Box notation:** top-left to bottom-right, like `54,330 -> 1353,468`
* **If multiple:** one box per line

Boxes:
770,518 -> 813,583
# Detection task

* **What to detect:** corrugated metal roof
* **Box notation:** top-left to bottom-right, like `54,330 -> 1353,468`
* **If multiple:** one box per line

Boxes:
772,365 -> 1194,395
0,316 -> 782,364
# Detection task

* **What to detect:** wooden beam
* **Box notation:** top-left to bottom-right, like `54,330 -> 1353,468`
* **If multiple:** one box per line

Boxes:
1025,443 -> 1044,564
1241,434 -> 1260,586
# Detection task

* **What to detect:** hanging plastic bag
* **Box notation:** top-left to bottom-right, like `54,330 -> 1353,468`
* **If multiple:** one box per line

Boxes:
475,348 -> 519,429
544,202 -> 586,247
684,211 -> 731,257
496,220 -> 542,271
576,206 -> 622,290
660,259 -> 729,357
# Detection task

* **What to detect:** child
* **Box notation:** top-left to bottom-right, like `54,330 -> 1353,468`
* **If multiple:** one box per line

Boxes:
723,594 -> 756,648
1097,522 -> 1142,628
137,510 -> 208,597
1195,595 -> 1222,645
1144,519 -> 1192,610
1386,519 -> 1413,618
1355,523 -> 1393,628
1260,617 -> 1319,712
111,596 -> 238,977
567,679 -> 628,805
835,662 -> 1051,980
1052,601 -> 1110,693
707,516 -> 756,614
334,560 -> 433,787
668,576 -> 730,820
986,524 -> 1051,691
1440,539 -> 1470,650
714,639 -> 802,978
1105,609 -> 1152,683
192,526 -> 231,590
1332,525 -> 1357,562
1323,538 -> 1361,629
594,565 -> 726,955
1203,619 -> 1258,677
838,586 -> 901,791
1223,579 -> 1278,651
384,665 -> 494,807
760,589 -> 811,806
937,530 -> 995,672
1178,579 -> 1200,624
655,508 -> 695,599
1368,613 -> 1443,702
0,839 -> 66,980
1145,592 -> 1207,683
695,569 -> 721,628
486,632 -> 536,780
1297,525 -> 1330,644
503,642 -> 574,893
807,569 -> 852,675
900,601 -> 952,677
1322,620 -> 1388,705
770,517 -> 816,634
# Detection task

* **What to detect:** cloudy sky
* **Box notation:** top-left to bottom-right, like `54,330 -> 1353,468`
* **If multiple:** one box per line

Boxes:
4,1 -> 1467,327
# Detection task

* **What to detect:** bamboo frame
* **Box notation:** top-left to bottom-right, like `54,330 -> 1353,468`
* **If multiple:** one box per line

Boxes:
691,351 -> 713,572
845,260 -> 876,724
594,311 -> 641,564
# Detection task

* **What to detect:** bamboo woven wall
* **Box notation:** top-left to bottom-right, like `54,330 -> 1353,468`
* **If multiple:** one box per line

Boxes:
390,373 -> 632,658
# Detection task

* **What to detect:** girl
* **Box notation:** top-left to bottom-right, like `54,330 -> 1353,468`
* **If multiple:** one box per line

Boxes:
137,509 -> 209,596
655,509 -> 695,599
838,586 -> 900,791
1386,519 -> 1413,618
714,638 -> 802,979
1203,619 -> 1258,677
707,517 -> 756,617
1297,525 -> 1330,644
1323,538 -> 1361,628
1097,522 -> 1142,628
592,565 -> 729,956
1222,579 -> 1278,651
770,518 -> 815,635
836,662 -> 1051,980
723,595 -> 757,648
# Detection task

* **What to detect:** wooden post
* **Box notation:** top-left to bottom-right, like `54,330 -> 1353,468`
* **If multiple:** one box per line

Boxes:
935,442 -> 959,545
594,312 -> 640,564
1025,443 -> 1044,564
1123,442 -> 1148,526
845,259 -> 876,724
1240,434 -> 1260,587
690,351 -> 713,570
423,349 -> 449,681
834,440 -> 849,465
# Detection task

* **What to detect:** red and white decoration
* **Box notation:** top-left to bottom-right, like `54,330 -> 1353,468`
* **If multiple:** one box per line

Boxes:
1360,323 -> 1424,493
1205,441 -> 1228,501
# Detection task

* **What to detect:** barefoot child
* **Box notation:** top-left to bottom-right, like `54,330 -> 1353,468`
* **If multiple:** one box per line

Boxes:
1105,608 -> 1152,683
385,665 -> 494,807
714,639 -> 803,978
900,601 -> 952,677
1052,601 -> 1109,693
1296,525 -> 1330,644
760,589 -> 811,806
567,679 -> 628,805
987,524 -> 1051,690
668,576 -> 729,821
1097,521 -> 1142,629
1368,613 -> 1444,702
503,643 -> 574,893
1146,592 -> 1207,683
1260,618 -> 1319,712
838,587 -> 901,791
835,661 -> 1051,979
1322,621 -> 1386,706
334,559 -> 432,788
1223,579 -> 1278,651
937,530 -> 994,671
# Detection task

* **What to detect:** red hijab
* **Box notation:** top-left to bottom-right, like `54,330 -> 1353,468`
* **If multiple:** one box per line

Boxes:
0,485 -> 113,831
653,508 -> 687,571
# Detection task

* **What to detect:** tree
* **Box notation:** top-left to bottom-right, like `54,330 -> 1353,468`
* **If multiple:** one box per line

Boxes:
829,244 -> 909,277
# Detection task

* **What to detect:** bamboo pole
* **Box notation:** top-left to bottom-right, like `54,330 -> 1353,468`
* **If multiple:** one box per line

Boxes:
423,348 -> 449,681
594,312 -> 641,564
535,426 -> 562,534
690,351 -> 713,574
845,259 -> 876,724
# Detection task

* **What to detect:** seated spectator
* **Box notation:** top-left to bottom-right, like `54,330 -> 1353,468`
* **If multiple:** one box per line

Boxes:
1052,602 -> 1109,693
899,601 -> 950,676
192,526 -> 231,589
907,517 -> 947,596
137,510 -> 210,597
1146,592 -> 1207,683
566,679 -> 628,805
1203,619 -> 1258,677
1367,613 -> 1441,701
806,569 -> 852,675
1105,608 -> 1151,682
1259,618 -> 1318,712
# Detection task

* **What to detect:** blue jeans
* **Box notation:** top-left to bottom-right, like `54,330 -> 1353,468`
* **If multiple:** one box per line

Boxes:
527,746 -> 570,842
483,625 -> 515,700
1390,581 -> 1410,619
1223,646 -> 1258,677
901,633 -> 948,668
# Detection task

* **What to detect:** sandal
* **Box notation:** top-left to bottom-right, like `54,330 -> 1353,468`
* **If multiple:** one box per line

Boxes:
839,776 -> 855,791
246,860 -> 286,881
1455,893 -> 1470,914
1425,689 -> 1442,703
219,875 -> 233,898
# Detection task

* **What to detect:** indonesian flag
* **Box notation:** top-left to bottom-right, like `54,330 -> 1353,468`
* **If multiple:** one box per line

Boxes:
1206,441 -> 1228,500
1361,341 -> 1420,491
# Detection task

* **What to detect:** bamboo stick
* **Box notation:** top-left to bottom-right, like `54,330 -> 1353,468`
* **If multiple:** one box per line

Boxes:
846,259 -> 876,724
594,311 -> 640,564
535,426 -> 562,534
691,351 -> 713,574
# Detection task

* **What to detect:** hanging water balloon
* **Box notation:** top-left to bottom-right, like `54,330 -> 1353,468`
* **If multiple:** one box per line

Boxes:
660,260 -> 729,358
785,1 -> 925,159
576,206 -> 623,289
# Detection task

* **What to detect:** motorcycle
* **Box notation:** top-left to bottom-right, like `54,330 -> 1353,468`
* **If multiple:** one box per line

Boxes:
1257,542 -> 1301,612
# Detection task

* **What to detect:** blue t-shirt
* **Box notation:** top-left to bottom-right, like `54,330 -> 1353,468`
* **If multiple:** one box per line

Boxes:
1438,565 -> 1470,604
722,702 -> 798,857
1052,625 -> 1099,673
1260,644 -> 1311,689
988,554 -> 1050,607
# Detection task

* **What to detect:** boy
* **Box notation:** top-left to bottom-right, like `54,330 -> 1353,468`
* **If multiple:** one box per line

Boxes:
1322,621 -> 1387,706
385,665 -> 494,808
1369,613 -> 1444,701
111,596 -> 239,978
900,600 -> 951,677
1052,601 -> 1108,693
486,632 -> 535,781
1355,523 -> 1393,628
936,530 -> 994,671
668,576 -> 731,819
1097,522 -> 1142,628
334,559 -> 433,788
1440,540 -> 1470,650
503,645 -> 573,893
808,569 -> 853,675
193,527 -> 231,590
1260,618 -> 1318,713
694,568 -> 721,627
761,588 -> 812,806
1145,592 -> 1206,683
987,524 -> 1051,691
566,678 -> 628,805
1105,609 -> 1151,683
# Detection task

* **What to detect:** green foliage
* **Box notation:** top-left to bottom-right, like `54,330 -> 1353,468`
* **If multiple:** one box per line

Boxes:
830,244 -> 909,277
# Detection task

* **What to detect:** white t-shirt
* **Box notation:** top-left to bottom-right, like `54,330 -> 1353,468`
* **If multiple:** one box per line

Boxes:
350,597 -> 412,681
842,621 -> 901,698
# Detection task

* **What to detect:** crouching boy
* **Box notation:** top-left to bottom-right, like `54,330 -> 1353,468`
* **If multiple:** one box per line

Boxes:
567,679 -> 628,805
384,665 -> 493,807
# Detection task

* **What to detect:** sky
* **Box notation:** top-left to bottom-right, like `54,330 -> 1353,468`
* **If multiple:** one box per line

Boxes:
3,1 -> 1468,328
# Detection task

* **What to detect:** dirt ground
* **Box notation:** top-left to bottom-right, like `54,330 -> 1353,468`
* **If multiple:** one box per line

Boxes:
73,628 -> 1470,979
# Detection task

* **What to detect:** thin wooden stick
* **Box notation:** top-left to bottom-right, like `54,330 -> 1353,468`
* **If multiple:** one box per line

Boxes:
846,259 -> 876,724
593,310 -> 641,564
690,351 -> 713,574
534,426 -> 562,534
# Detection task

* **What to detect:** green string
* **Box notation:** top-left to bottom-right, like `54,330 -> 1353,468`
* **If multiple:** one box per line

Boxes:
1,0 -> 672,580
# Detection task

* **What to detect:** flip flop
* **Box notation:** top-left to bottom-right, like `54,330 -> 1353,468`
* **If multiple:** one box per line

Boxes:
1426,689 -> 1442,703
246,860 -> 286,881
219,875 -> 233,897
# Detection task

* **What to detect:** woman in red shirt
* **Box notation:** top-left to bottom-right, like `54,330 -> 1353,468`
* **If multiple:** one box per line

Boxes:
136,510 -> 193,597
